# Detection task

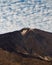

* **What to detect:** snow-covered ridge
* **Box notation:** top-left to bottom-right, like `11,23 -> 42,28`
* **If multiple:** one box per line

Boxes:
0,0 -> 52,34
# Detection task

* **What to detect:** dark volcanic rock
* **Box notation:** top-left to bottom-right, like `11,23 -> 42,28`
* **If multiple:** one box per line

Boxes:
0,31 -> 23,52
0,28 -> 52,61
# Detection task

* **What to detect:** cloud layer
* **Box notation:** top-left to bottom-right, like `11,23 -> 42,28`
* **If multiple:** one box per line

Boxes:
0,0 -> 52,34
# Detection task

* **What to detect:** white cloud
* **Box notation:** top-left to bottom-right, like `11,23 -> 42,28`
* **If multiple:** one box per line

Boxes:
0,0 -> 52,34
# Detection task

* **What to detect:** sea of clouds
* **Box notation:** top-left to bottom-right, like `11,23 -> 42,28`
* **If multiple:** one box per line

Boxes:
0,0 -> 52,34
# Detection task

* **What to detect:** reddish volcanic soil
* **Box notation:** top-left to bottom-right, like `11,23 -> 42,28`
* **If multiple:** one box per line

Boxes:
0,49 -> 52,65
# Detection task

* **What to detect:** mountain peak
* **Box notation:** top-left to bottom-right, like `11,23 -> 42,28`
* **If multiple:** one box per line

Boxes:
0,28 -> 52,62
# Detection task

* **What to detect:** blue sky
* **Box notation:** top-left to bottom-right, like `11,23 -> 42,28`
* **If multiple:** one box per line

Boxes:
20,0 -> 25,2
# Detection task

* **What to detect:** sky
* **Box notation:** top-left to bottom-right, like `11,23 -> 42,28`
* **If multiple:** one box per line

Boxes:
0,0 -> 52,34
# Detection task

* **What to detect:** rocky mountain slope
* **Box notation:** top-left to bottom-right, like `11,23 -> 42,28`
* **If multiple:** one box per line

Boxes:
0,28 -> 52,65
0,48 -> 52,65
